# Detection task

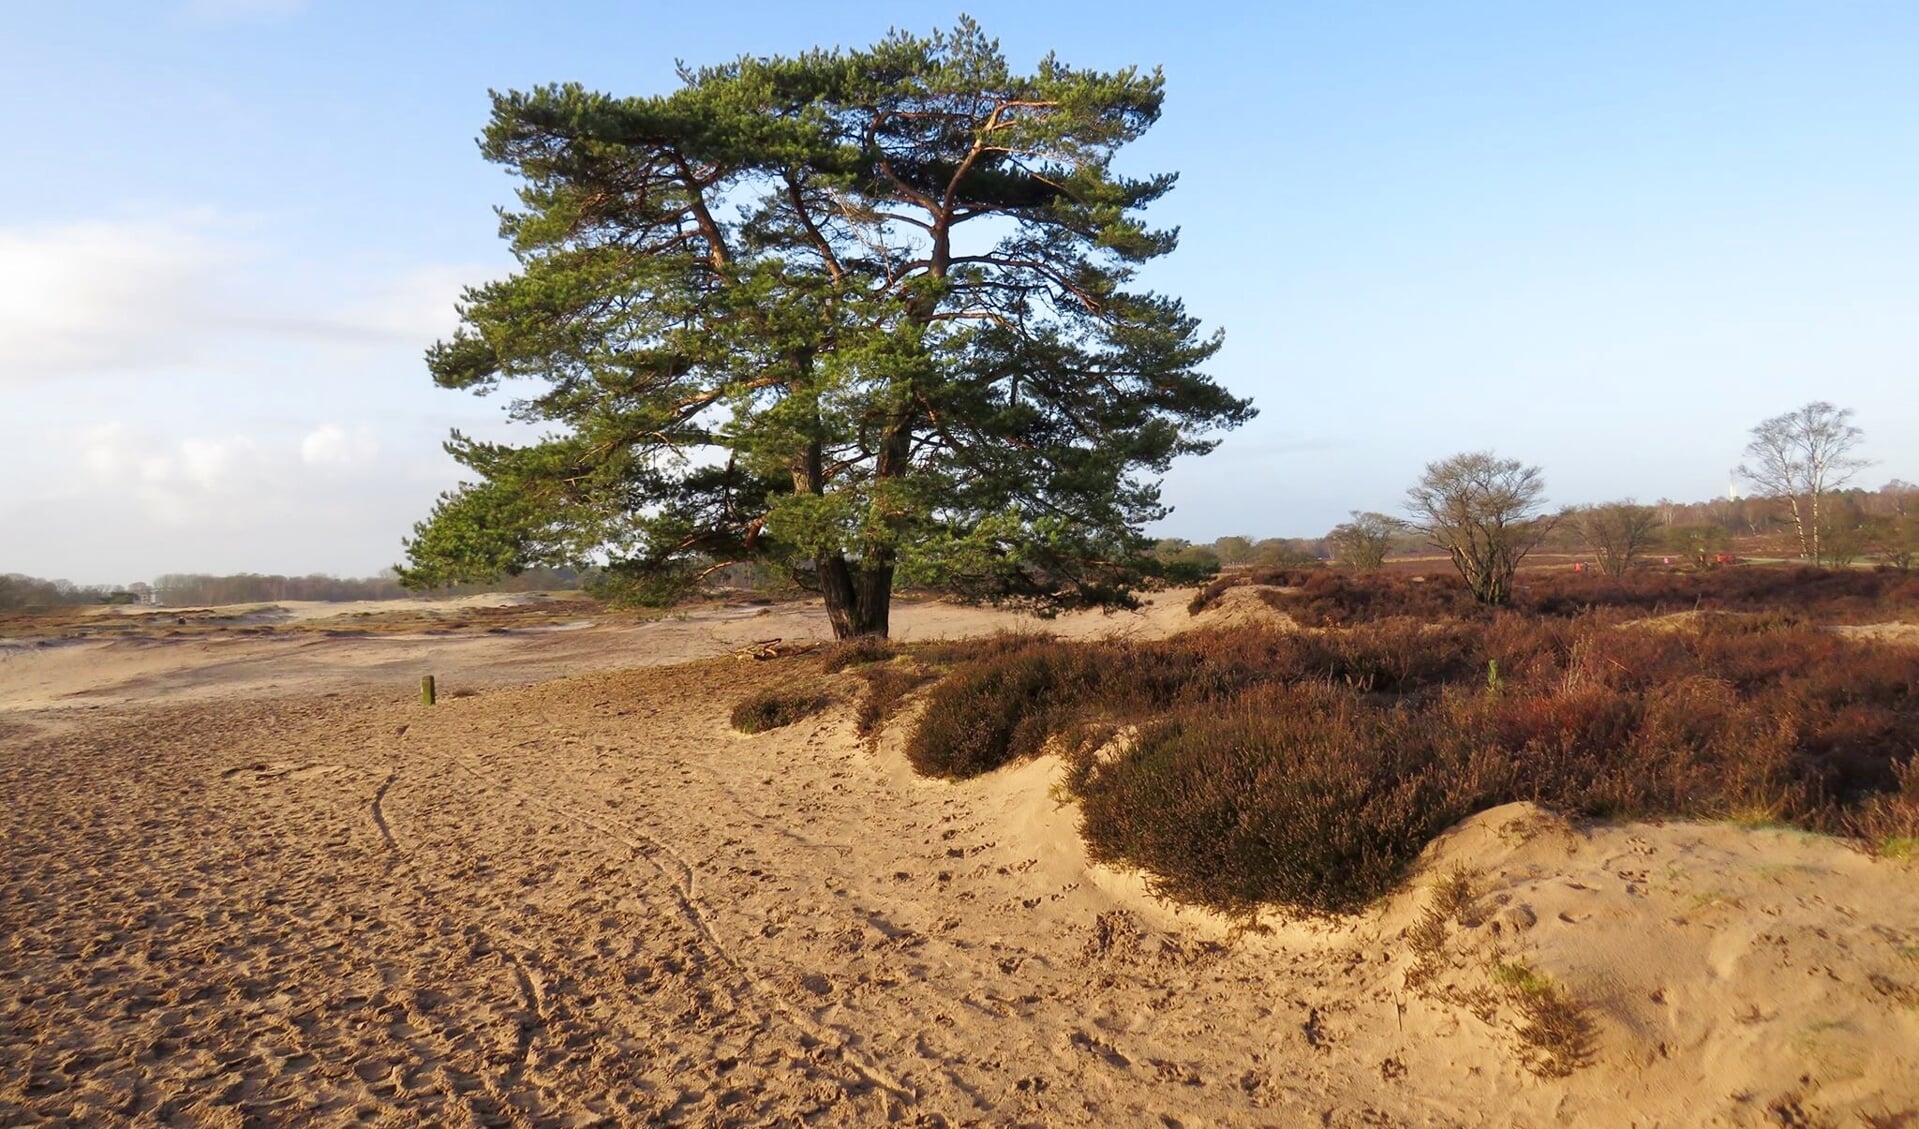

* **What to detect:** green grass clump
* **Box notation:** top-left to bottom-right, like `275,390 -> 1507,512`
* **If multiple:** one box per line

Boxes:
730,686 -> 829,734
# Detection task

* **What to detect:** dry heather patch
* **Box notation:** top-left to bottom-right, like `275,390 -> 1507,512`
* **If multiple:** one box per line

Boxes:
904,615 -> 1919,915
729,684 -> 831,733
853,664 -> 937,740
1192,564 -> 1919,626
1071,681 -> 1496,914
820,635 -> 898,672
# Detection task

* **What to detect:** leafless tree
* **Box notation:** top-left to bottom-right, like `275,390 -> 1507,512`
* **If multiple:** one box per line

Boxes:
1574,501 -> 1660,577
1865,514 -> 1917,572
1880,479 -> 1918,519
1327,511 -> 1405,572
1405,452 -> 1554,605
1738,402 -> 1870,566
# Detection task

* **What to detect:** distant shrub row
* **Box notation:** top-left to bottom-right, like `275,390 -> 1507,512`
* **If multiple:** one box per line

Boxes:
901,618 -> 1919,914
1190,565 -> 1919,625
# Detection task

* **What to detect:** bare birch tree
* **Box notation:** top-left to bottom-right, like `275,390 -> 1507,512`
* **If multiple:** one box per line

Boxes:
1738,402 -> 1870,566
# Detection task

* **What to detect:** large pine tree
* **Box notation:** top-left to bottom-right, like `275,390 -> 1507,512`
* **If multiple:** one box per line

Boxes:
402,19 -> 1253,637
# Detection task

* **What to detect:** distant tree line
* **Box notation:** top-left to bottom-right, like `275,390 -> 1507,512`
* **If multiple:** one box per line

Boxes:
1,567 -> 597,611
1368,402 -> 1915,606
1148,535 -> 1329,581
1611,480 -> 1916,568
1153,402 -> 1914,612
0,574 -> 137,610
151,573 -> 410,606
151,568 -> 585,607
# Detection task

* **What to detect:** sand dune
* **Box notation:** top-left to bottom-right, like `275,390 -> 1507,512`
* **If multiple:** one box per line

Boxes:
3,596 -> 1916,1125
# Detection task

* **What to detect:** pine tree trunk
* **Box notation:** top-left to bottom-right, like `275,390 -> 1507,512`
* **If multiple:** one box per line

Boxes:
818,554 -> 894,639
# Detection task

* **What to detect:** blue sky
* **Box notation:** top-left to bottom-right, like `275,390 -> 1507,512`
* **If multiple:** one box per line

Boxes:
4,1 -> 1915,584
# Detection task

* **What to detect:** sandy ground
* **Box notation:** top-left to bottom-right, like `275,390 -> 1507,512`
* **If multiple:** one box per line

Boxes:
3,594 -> 1918,1126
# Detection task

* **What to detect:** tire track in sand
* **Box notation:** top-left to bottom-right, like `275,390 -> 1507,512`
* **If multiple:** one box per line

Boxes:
361,760 -> 559,1106
369,770 -> 397,850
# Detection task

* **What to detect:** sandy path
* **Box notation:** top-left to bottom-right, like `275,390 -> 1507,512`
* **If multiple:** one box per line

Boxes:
1,660 -> 1425,1127
4,603 -> 1919,1126
0,593 -> 1189,718
1,681 -> 888,1126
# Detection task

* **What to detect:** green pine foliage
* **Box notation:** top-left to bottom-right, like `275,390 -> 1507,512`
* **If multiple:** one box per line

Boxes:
400,20 -> 1251,637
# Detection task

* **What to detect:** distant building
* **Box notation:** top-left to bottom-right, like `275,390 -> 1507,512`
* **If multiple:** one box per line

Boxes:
127,582 -> 158,606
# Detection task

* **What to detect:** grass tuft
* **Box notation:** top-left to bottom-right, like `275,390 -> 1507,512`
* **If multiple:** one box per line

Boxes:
1405,869 -> 1477,990
1493,960 -> 1596,1078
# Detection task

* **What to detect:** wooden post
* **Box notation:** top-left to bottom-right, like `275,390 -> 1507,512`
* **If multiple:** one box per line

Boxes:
421,675 -> 436,706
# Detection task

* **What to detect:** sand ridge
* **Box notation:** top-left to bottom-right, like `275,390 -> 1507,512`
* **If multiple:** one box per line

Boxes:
3,597 -> 1918,1125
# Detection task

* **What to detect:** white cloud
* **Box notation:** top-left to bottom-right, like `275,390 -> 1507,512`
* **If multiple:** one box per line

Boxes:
178,436 -> 259,489
350,264 -> 483,341
75,423 -> 266,525
264,262 -> 495,350
301,423 -> 379,468
3,415 -> 460,581
0,216 -> 235,378
0,211 -> 499,384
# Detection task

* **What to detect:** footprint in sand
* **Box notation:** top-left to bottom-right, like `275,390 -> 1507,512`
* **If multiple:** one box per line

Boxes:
221,762 -> 345,785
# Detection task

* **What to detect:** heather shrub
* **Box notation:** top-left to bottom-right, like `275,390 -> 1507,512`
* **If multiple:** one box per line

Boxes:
1200,562 -> 1919,625
1187,567 -> 1316,614
854,663 -> 937,739
913,631 -> 1060,667
907,628 -> 1323,776
906,640 -> 1087,777
1075,684 -> 1503,914
908,616 -> 1919,914
821,635 -> 898,672
857,632 -> 1081,749
729,686 -> 830,733
1081,629 -> 1293,705
1309,618 -> 1479,693
1270,570 -> 1480,626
